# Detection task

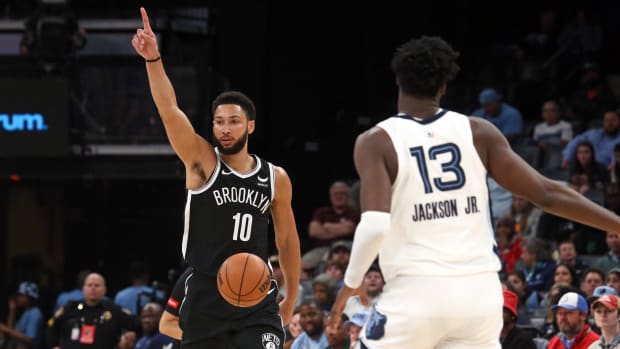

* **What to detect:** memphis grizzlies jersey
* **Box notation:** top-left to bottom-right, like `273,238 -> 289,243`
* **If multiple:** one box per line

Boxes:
376,110 -> 501,281
182,149 -> 275,276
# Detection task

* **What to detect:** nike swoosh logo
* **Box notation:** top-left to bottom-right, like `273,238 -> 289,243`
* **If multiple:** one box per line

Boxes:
222,170 -> 232,175
257,175 -> 268,182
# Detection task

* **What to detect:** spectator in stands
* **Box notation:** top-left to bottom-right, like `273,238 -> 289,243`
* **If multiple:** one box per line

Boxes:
472,88 -> 524,143
324,317 -> 349,349
533,100 -> 573,167
568,141 -> 608,194
519,237 -> 557,292
595,231 -> 620,275
555,262 -> 580,288
507,270 -> 540,319
326,240 -> 351,267
118,302 -> 174,349
558,240 -> 590,281
607,268 -> 620,295
548,292 -> 599,349
54,269 -> 91,312
312,273 -> 337,313
542,284 -> 580,339
304,181 -> 360,276
343,311 -> 367,349
114,260 -> 164,315
324,259 -> 346,290
511,195 -> 543,238
588,294 -> 620,349
496,215 -> 523,273
0,282 -> 44,349
342,264 -> 384,320
500,290 -> 537,349
562,110 -> 620,168
488,177 -> 512,225
566,62 -> 617,131
291,301 -> 328,349
581,268 -> 605,297
284,311 -> 302,349
604,143 -> 620,214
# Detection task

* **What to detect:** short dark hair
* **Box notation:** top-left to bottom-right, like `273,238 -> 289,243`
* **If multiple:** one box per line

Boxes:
212,91 -> 256,121
391,36 -> 460,97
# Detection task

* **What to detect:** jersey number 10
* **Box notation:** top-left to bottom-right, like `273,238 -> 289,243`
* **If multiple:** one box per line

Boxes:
409,142 -> 466,193
232,213 -> 253,241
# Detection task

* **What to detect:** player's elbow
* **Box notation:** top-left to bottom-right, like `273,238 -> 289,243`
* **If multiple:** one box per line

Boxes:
531,179 -> 563,210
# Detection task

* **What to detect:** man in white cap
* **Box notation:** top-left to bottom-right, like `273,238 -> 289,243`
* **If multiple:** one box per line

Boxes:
589,294 -> 620,349
548,292 -> 599,349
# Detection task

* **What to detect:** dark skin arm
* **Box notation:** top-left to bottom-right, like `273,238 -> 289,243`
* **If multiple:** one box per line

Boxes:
471,117 -> 620,232
328,127 -> 396,326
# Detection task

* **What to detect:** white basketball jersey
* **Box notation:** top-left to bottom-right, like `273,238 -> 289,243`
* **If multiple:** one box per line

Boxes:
376,110 -> 501,281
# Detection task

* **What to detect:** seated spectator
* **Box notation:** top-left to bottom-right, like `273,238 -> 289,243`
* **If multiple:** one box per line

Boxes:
0,282 -> 44,349
541,283 -> 580,339
604,143 -> 620,214
284,311 -> 303,349
496,215 -> 524,273
118,303 -> 174,349
114,261 -> 164,315
507,270 -> 540,320
557,240 -> 590,281
291,301 -> 328,349
588,294 -> 620,349
562,110 -> 620,168
343,264 -> 384,319
488,176 -> 512,225
53,269 -> 91,312
581,268 -> 605,297
343,311 -> 368,349
304,181 -> 360,275
554,262 -> 580,288
533,100 -> 573,149
594,231 -> 620,275
324,317 -> 349,349
537,213 -> 576,247
511,195 -> 543,238
518,237 -> 557,292
500,290 -> 537,349
547,292 -> 599,349
324,260 -> 346,290
566,62 -> 618,132
606,268 -> 620,295
312,273 -> 337,313
568,141 -> 607,194
327,240 -> 351,266
472,88 -> 524,142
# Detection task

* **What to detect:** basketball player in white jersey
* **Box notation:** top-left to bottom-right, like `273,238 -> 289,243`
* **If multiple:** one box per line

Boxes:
328,36 -> 620,349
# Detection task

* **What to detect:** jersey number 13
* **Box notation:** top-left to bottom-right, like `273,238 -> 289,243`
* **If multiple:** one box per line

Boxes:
409,142 -> 466,193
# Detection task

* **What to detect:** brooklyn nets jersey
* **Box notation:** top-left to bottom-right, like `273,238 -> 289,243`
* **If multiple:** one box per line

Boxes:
376,110 -> 501,281
182,149 -> 275,276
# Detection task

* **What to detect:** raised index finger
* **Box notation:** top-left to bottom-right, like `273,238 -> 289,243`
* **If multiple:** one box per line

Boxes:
140,7 -> 152,33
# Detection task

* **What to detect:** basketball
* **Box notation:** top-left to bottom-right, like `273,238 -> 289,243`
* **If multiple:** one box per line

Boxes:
217,252 -> 272,307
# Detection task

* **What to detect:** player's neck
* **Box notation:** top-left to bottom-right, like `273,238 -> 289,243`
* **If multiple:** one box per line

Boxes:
398,95 -> 441,118
221,151 -> 256,174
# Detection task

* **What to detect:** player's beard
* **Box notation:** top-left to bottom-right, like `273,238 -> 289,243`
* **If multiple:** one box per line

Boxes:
213,130 -> 248,155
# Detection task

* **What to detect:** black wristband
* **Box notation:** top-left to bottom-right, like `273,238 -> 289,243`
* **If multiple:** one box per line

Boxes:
146,56 -> 161,63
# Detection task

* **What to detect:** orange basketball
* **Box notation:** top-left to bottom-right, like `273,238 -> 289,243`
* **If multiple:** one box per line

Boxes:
217,252 -> 272,307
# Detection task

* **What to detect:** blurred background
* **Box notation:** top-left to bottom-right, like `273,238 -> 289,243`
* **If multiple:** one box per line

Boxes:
0,0 -> 619,316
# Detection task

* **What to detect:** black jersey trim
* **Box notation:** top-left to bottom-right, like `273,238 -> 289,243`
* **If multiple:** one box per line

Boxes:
182,191 -> 192,259
269,162 -> 275,203
216,148 -> 263,179
396,109 -> 447,125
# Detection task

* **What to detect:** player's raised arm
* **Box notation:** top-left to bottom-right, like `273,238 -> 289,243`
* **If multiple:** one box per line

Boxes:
472,117 -> 620,232
270,166 -> 301,326
132,7 -> 215,173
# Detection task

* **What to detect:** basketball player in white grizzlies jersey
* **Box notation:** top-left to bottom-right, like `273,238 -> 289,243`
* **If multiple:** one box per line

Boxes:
328,36 -> 620,349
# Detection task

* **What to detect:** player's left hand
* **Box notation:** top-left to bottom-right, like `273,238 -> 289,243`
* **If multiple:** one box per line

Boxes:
278,297 -> 295,326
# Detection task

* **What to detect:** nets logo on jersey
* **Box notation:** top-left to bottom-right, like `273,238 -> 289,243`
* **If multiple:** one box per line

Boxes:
261,332 -> 280,349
